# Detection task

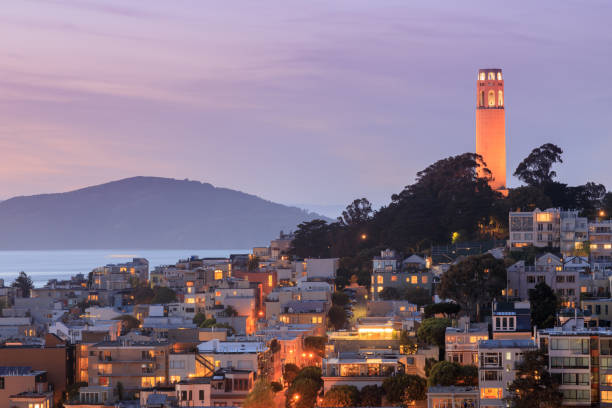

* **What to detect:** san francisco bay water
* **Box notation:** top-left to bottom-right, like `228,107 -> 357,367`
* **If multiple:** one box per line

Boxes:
0,249 -> 248,287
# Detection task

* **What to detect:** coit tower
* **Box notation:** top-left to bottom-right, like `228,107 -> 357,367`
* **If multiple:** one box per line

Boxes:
476,68 -> 506,192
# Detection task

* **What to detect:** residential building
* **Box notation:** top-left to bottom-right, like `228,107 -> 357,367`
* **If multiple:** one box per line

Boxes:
427,386 -> 479,408
445,322 -> 488,366
506,253 -> 580,306
508,209 -> 586,253
279,300 -> 327,335
491,300 -> 532,340
371,250 -> 432,300
0,334 -> 74,406
582,298 -> 612,327
305,258 -> 339,280
0,367 -> 52,408
538,325 -> 606,406
321,351 -> 404,392
477,339 -> 536,407
197,339 -> 266,374
87,340 -> 170,396
91,258 -> 148,290
175,377 -> 212,407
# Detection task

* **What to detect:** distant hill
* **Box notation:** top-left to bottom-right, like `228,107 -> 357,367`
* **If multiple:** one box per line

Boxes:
0,177 -> 328,249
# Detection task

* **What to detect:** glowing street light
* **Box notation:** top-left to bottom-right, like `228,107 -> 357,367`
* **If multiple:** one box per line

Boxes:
361,233 -> 367,240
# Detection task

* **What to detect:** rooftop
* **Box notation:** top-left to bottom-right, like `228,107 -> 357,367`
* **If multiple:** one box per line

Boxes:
478,339 -> 536,349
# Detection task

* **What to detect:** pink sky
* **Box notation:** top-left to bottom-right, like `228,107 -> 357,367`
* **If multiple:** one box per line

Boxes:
1,0 -> 611,216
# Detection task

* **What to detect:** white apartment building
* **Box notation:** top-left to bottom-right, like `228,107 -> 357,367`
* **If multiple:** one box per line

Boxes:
509,208 -> 587,254
477,339 -> 535,407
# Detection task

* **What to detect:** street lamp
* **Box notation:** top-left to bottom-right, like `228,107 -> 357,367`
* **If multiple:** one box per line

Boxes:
360,233 -> 367,240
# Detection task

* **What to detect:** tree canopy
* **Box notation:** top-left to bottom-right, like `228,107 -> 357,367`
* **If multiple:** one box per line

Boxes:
327,305 -> 347,330
427,361 -> 478,387
505,350 -> 562,408
514,143 -> 563,186
12,271 -> 34,297
416,318 -> 451,348
243,379 -> 275,408
321,385 -> 359,407
529,282 -> 558,329
439,254 -> 506,321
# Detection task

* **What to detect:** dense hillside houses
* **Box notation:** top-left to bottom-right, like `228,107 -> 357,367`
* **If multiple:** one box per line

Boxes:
7,211 -> 612,408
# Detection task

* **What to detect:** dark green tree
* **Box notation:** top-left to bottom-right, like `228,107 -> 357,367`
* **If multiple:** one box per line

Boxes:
506,185 -> 553,212
270,381 -> 283,393
416,318 -> 451,348
402,375 -> 427,406
289,219 -> 334,258
379,287 -> 402,300
244,379 -> 275,408
331,291 -> 350,307
504,350 -> 562,408
193,312 -> 207,326
338,198 -> 373,227
378,152 -> 502,249
382,374 -> 425,404
12,271 -> 34,297
404,287 -> 433,306
327,305 -> 347,330
439,254 -> 506,321
321,385 -> 359,407
424,302 -> 461,318
427,361 -> 478,387
133,286 -> 155,304
358,385 -> 382,407
286,366 -> 322,408
529,282 -> 558,329
514,143 -> 563,186
303,336 -> 327,357
151,287 -> 177,304
224,305 -> 239,317
283,363 -> 300,385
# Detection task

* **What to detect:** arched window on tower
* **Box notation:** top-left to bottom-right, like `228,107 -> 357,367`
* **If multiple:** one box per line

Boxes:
488,72 -> 495,80
497,72 -> 502,80
498,90 -> 503,106
479,91 -> 485,107
488,90 -> 496,107
479,72 -> 486,81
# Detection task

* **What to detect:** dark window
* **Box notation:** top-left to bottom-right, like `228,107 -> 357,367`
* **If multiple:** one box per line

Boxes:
181,391 -> 187,401
199,390 -> 204,400
597,305 -> 601,314
189,390 -> 192,400
0,377 -> 4,389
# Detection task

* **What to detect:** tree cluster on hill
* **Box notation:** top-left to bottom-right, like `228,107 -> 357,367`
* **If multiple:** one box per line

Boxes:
289,144 -> 609,290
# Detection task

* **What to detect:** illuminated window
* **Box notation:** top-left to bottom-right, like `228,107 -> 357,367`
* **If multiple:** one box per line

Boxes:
411,276 -> 418,284
377,275 -> 383,284
481,388 -> 502,399
506,352 -> 512,360
498,90 -> 503,106
575,242 -> 583,249
603,391 -> 612,403
591,244 -> 598,249
605,244 -> 612,250
556,266 -> 562,272
141,377 -> 155,387
399,306 -> 406,311
185,298 -> 195,304
391,276 -> 397,282
536,213 -> 552,222
268,275 -> 273,287
581,286 -> 587,293
422,276 -> 428,284
488,72 -> 495,80
479,72 -> 486,81
170,375 -> 181,383
214,270 -> 223,280
497,72 -> 502,80
377,286 -> 383,293
488,90 -> 495,106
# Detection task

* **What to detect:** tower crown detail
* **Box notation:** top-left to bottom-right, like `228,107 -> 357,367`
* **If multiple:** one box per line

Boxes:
477,68 -> 504,109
